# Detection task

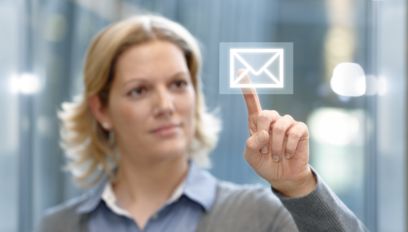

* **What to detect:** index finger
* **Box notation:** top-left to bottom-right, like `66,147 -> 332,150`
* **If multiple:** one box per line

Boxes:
242,88 -> 262,116
239,71 -> 262,116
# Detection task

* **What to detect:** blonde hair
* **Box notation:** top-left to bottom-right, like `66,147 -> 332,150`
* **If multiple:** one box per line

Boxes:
59,15 -> 221,187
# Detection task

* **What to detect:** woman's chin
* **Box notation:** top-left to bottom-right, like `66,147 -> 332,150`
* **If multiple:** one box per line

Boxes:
150,142 -> 188,160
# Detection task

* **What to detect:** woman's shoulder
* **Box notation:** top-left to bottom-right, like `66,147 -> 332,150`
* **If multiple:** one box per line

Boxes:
196,180 -> 294,232
48,194 -> 88,215
35,193 -> 90,232
213,180 -> 285,211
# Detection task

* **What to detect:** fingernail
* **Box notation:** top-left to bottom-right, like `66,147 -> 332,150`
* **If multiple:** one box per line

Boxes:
261,146 -> 268,154
272,155 -> 280,162
285,153 -> 292,159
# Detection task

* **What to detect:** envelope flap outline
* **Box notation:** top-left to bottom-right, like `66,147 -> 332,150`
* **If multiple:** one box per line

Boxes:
233,50 -> 281,76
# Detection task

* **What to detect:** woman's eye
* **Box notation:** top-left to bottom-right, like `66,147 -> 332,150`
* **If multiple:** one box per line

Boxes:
171,80 -> 188,90
128,87 -> 147,97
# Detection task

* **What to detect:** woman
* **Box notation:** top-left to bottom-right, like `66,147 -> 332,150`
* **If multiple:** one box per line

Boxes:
37,15 -> 366,231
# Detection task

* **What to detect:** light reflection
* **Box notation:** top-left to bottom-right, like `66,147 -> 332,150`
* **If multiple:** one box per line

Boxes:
308,107 -> 362,146
313,147 -> 358,193
308,107 -> 365,193
330,62 -> 366,97
375,75 -> 388,96
9,73 -> 41,95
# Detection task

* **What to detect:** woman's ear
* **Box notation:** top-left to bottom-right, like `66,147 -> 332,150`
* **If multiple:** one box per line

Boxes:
88,95 -> 112,130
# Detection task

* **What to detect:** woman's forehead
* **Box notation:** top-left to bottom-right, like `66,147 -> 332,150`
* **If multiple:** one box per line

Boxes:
114,41 -> 189,79
117,41 -> 187,72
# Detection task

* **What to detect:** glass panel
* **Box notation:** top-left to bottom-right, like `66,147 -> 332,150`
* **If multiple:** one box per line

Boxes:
376,0 -> 406,231
0,1 -> 19,231
0,0 -> 405,231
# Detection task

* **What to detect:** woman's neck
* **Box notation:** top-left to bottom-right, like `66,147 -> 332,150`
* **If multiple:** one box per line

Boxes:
114,155 -> 189,202
111,153 -> 189,228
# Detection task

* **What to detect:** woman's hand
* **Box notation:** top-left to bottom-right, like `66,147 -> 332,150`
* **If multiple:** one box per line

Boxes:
241,87 -> 316,198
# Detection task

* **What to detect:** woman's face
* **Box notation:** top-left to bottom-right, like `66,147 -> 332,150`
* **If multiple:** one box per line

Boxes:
102,40 -> 196,162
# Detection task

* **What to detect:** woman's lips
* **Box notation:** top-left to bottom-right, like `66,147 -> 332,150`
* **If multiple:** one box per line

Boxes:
150,124 -> 181,137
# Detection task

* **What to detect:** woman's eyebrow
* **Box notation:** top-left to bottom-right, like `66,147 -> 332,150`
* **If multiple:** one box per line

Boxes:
122,77 -> 149,88
168,71 -> 190,79
122,71 -> 190,87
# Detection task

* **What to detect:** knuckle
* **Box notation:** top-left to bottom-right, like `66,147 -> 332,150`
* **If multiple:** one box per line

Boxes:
269,110 -> 280,119
295,122 -> 309,136
273,124 -> 286,135
286,148 -> 295,155
256,131 -> 268,146
283,114 -> 293,120
289,132 -> 301,140
299,122 -> 309,131
246,138 -> 256,150
272,147 -> 281,155
271,110 -> 280,117
257,113 -> 269,123
259,130 -> 269,139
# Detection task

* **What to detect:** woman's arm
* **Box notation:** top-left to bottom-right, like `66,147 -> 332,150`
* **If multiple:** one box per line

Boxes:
240,85 -> 367,231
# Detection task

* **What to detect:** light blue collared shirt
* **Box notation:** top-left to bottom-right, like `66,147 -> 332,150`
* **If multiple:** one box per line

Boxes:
76,162 -> 217,232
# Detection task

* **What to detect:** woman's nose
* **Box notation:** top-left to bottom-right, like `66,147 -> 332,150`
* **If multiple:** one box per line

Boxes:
153,87 -> 174,117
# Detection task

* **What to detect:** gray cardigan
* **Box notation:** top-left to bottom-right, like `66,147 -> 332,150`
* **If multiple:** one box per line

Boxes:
37,176 -> 367,232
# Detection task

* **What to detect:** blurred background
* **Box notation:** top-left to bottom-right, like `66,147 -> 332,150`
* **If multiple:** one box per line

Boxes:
0,0 -> 406,231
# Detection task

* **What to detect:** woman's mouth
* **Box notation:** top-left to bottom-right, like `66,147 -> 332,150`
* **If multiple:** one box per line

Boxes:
150,123 -> 181,137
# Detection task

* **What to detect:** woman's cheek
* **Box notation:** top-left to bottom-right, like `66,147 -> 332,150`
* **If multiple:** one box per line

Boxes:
188,103 -> 196,139
115,103 -> 144,130
179,97 -> 195,137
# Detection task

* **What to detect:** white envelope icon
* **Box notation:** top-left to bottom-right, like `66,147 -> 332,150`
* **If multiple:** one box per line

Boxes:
229,48 -> 284,88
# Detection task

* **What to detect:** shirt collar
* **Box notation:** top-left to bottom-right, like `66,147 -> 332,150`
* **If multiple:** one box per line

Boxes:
182,161 -> 217,211
101,182 -> 132,218
76,176 -> 107,214
76,161 -> 217,214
